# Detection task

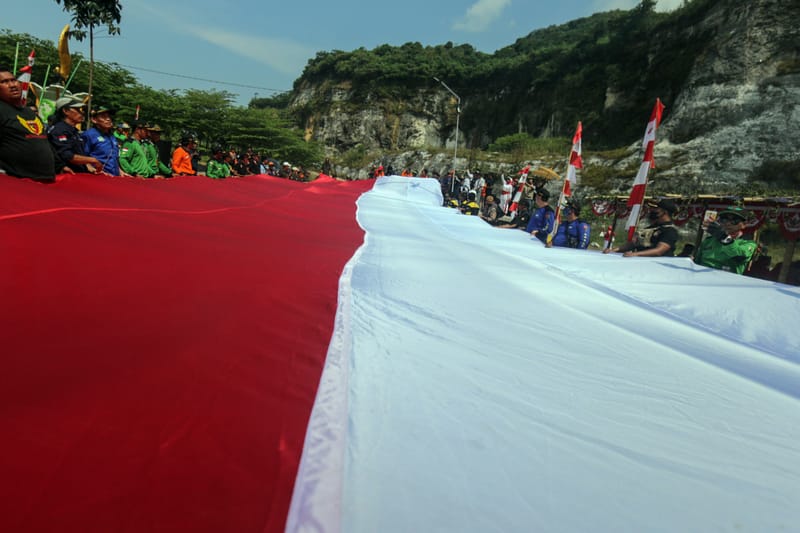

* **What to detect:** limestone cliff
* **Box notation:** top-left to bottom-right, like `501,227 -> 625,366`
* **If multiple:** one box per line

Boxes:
290,0 -> 799,191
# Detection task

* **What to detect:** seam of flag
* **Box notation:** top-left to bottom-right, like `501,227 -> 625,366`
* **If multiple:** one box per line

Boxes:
285,225 -> 368,533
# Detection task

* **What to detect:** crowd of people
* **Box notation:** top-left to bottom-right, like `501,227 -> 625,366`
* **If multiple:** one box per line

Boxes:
0,67 -> 308,182
0,66 -> 775,279
437,168 -> 761,277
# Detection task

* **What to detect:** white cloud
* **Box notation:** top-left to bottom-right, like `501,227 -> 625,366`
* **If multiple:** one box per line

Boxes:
182,28 -> 314,76
133,0 -> 314,75
593,0 -> 682,12
453,0 -> 512,32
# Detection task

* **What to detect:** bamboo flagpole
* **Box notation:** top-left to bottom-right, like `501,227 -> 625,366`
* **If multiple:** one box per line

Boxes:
547,122 -> 583,246
624,99 -> 665,241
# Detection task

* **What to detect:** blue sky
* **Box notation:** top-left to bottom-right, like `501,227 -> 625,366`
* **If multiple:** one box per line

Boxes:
5,0 -> 681,105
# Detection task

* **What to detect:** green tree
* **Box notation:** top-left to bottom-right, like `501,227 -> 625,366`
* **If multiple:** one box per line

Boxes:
54,0 -> 123,119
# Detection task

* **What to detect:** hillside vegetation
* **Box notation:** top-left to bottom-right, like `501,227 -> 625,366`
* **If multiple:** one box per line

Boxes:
295,0 -> 719,149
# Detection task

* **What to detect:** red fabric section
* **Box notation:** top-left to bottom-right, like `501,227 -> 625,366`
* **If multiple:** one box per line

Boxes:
0,173 -> 372,533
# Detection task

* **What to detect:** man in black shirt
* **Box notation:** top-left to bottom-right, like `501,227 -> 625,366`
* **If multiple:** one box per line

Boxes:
604,199 -> 680,257
0,67 -> 59,181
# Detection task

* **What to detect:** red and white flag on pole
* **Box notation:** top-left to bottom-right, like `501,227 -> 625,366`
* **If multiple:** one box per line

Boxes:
507,165 -> 531,214
17,49 -> 35,106
135,104 -> 141,120
564,121 -> 582,197
624,98 -> 665,241
547,122 -> 583,245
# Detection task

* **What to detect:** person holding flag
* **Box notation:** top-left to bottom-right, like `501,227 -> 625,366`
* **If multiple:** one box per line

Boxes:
547,122 -> 582,246
526,188 -> 556,244
604,199 -> 679,257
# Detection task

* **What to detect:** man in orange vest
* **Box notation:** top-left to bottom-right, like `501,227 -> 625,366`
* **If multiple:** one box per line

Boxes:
171,135 -> 197,176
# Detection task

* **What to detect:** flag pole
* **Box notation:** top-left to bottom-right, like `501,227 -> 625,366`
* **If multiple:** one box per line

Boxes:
547,122 -> 582,247
13,42 -> 20,75
624,99 -> 665,242
63,58 -> 82,91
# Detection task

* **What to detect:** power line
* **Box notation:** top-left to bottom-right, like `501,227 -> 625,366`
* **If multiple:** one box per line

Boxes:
112,63 -> 290,94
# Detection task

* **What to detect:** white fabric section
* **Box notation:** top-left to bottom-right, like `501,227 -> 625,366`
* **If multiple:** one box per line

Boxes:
285,244 -> 364,533
641,120 -> 657,152
566,164 -> 577,186
290,176 -> 800,533
626,203 -> 642,232
632,160 -> 651,186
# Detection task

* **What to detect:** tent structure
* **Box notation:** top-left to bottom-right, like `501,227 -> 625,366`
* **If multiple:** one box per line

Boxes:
2,174 -> 799,533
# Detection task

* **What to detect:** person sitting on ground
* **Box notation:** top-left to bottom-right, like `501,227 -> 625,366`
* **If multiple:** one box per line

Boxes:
0,66 -> 63,181
693,207 -> 757,275
496,200 -> 531,230
460,190 -> 481,216
82,105 -> 125,176
526,188 -> 556,244
551,199 -> 591,249
604,199 -> 679,257
479,195 -> 503,225
48,96 -> 104,173
119,120 -> 155,178
206,144 -> 231,179
171,135 -> 197,176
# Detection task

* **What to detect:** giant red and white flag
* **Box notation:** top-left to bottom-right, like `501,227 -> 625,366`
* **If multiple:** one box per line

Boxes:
2,174 -> 799,533
625,98 -> 665,241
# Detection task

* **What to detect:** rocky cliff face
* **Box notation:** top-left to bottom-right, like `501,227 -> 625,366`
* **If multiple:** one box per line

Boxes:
291,0 -> 799,191
654,0 -> 800,192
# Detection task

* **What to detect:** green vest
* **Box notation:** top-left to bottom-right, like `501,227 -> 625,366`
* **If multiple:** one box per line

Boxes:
119,138 -> 153,177
206,158 -> 231,179
695,236 -> 757,275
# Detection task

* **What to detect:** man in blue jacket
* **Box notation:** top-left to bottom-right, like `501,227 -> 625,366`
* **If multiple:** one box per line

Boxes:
526,188 -> 556,243
552,199 -> 591,249
82,105 -> 121,176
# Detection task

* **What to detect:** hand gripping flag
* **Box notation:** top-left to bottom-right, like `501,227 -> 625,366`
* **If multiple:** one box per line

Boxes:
16,49 -> 35,106
624,99 -> 665,241
547,122 -> 582,245
507,166 -> 531,214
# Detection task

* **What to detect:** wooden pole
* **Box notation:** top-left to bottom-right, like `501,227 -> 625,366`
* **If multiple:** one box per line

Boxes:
778,239 -> 797,284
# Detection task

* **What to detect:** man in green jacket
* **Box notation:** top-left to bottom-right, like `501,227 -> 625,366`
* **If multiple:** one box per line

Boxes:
206,145 -> 231,179
119,120 -> 154,178
144,124 -> 172,177
694,207 -> 757,275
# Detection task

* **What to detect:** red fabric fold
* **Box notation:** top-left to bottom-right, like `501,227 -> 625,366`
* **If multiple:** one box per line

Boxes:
0,173 -> 371,533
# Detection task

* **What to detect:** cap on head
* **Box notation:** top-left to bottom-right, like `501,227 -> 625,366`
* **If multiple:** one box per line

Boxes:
91,105 -> 114,116
536,188 -> 551,202
55,96 -> 85,112
147,124 -> 163,133
566,198 -> 581,215
117,122 -> 131,130
718,207 -> 748,222
647,199 -> 678,216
